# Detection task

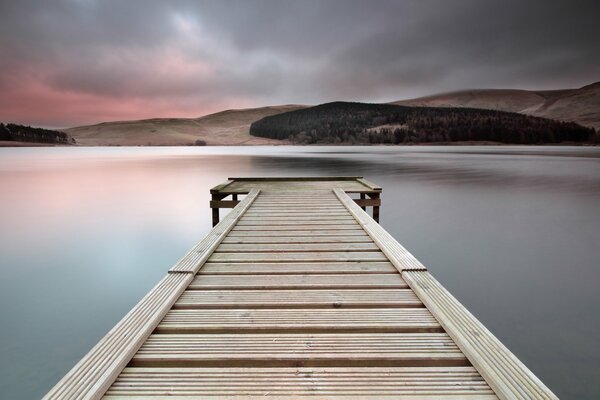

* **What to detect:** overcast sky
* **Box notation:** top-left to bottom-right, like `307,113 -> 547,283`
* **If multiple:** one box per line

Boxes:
0,0 -> 598,127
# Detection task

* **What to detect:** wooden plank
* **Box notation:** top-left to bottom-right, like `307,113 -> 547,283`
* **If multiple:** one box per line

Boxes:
209,179 -> 233,193
42,273 -> 193,400
403,271 -> 558,400
224,181 -> 372,193
334,188 -> 427,271
252,202 -> 343,207
214,243 -> 380,252
240,214 -> 354,219
240,215 -> 356,221
248,208 -> 348,213
105,366 -> 497,399
228,176 -> 363,181
221,235 -> 373,244
198,261 -> 398,275
130,333 -> 464,367
353,198 -> 381,207
157,308 -> 442,333
209,200 -> 239,208
175,288 -> 420,308
231,225 -> 363,231
188,273 -> 407,289
248,207 -> 348,212
244,211 -> 351,216
169,189 -> 260,273
236,220 -> 359,226
227,229 -> 367,237
254,196 -> 341,200
207,252 -> 389,263
357,177 -> 383,191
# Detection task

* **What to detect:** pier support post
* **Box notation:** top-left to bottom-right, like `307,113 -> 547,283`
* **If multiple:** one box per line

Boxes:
370,192 -> 380,223
210,193 -> 226,226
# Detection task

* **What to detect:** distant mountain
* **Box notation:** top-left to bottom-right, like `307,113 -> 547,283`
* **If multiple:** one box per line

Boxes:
250,102 -> 595,145
393,82 -> 600,130
1,122 -> 74,145
64,105 -> 307,146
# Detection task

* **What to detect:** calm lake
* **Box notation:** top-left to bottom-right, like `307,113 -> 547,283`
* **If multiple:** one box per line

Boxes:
0,146 -> 599,399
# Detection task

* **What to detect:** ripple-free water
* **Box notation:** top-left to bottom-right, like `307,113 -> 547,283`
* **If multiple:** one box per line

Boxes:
1,146 -> 599,400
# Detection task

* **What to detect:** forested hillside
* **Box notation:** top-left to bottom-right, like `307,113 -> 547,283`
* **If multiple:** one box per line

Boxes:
0,123 -> 74,144
250,102 -> 596,144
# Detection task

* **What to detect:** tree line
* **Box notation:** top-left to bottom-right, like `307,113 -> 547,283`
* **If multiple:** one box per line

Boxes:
250,102 -> 597,144
0,123 -> 75,144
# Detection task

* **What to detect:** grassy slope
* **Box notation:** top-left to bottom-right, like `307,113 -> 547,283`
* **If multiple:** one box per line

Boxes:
65,105 -> 307,146
64,81 -> 598,146
393,82 -> 600,130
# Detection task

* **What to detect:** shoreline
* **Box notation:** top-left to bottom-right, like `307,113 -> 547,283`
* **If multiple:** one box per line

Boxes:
2,141 -> 597,147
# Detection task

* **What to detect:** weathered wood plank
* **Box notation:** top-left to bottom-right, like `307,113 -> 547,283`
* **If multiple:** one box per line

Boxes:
244,211 -> 351,217
227,229 -> 368,237
353,198 -> 381,207
209,179 -> 233,193
334,188 -> 427,272
209,200 -> 239,208
207,252 -> 389,263
221,235 -> 373,244
42,273 -> 193,400
175,288 -> 420,308
198,261 -> 397,275
357,177 -> 383,191
188,273 -> 406,289
239,215 -> 356,221
157,308 -> 442,333
105,367 -> 497,399
215,243 -> 380,252
236,219 -> 359,226
131,333 -> 464,367
403,271 -> 558,400
228,176 -> 363,181
231,225 -> 363,231
169,189 -> 260,273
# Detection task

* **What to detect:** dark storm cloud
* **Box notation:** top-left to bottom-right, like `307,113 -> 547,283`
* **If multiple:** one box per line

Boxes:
0,0 -> 598,126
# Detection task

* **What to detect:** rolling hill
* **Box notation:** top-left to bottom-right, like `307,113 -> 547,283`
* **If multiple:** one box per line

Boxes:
250,102 -> 594,145
65,105 -> 307,146
64,81 -> 598,146
393,82 -> 600,130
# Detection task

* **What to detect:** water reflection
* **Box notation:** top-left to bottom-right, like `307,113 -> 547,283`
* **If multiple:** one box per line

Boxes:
0,146 -> 599,399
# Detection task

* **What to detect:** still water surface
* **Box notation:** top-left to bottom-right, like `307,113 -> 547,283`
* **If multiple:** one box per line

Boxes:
0,146 -> 599,399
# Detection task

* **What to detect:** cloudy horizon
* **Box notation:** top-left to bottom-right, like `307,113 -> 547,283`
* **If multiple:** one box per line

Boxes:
0,0 -> 598,128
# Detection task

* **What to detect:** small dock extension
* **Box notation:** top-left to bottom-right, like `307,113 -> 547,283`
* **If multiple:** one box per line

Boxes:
44,177 -> 558,400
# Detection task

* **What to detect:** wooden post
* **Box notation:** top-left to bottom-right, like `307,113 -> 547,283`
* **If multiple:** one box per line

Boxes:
212,206 -> 219,227
211,193 -> 226,226
360,193 -> 367,211
370,193 -> 380,223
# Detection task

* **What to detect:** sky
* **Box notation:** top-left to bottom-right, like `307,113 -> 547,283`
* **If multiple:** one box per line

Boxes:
0,0 -> 598,128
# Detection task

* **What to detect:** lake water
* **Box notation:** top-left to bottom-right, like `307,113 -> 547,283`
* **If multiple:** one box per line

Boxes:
0,146 -> 599,399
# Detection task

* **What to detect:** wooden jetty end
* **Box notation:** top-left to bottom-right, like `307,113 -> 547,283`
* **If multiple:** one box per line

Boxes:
43,177 -> 558,400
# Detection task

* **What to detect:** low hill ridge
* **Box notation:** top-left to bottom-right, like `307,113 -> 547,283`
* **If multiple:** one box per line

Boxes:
249,102 -> 595,144
393,82 -> 600,130
65,105 -> 307,146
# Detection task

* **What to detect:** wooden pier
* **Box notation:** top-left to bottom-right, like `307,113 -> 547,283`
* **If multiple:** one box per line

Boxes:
43,177 -> 558,400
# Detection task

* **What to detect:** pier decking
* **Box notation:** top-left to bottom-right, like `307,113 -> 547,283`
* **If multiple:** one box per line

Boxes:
44,177 -> 558,400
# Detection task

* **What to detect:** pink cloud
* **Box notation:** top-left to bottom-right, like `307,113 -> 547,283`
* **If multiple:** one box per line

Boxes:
0,49 -> 255,128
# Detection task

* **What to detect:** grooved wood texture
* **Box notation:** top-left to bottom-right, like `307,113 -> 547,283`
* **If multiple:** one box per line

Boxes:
47,181 -> 553,400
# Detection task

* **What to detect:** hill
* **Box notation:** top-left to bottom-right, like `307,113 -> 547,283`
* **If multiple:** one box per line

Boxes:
65,105 -> 307,146
250,102 -> 595,145
393,82 -> 600,130
0,123 -> 74,146
64,81 -> 599,146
